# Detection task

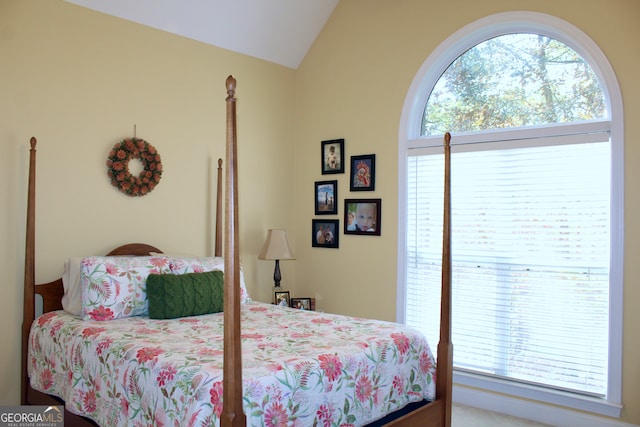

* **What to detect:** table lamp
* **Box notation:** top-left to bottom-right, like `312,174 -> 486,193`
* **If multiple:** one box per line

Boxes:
258,229 -> 295,288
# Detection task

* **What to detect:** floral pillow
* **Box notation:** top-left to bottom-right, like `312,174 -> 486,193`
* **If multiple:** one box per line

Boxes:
80,256 -> 171,321
167,256 -> 251,303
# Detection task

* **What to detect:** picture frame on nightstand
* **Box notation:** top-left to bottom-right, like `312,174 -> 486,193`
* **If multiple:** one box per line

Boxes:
275,291 -> 290,307
291,297 -> 312,310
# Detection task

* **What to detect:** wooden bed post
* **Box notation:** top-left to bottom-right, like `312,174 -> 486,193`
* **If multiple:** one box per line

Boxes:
221,75 -> 246,427
385,133 -> 453,427
437,132 -> 453,427
21,137 -> 37,405
216,158 -> 223,257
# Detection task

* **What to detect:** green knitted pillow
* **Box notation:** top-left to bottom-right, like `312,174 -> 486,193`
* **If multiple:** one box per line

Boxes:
146,270 -> 224,319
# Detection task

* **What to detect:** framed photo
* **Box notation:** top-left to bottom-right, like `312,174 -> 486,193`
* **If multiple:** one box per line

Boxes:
275,291 -> 290,307
315,180 -> 338,215
321,139 -> 344,174
291,297 -> 312,311
312,219 -> 339,248
350,154 -> 376,191
344,198 -> 381,236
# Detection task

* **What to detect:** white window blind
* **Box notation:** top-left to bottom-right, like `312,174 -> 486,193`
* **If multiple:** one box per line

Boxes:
406,138 -> 610,396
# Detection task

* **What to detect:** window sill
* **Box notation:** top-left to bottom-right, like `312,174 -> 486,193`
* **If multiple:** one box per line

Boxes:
453,370 -> 622,419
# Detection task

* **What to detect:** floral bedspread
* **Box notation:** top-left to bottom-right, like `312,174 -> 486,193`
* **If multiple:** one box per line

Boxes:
29,302 -> 435,426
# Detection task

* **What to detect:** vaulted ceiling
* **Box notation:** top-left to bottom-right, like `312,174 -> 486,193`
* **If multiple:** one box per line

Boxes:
65,0 -> 339,69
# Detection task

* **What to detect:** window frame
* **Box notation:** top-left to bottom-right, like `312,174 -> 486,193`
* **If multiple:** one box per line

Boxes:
397,12 -> 623,418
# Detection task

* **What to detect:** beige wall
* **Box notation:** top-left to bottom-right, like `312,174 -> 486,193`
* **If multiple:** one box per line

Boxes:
293,0 -> 640,424
3,0 -> 639,425
1,0 -> 295,406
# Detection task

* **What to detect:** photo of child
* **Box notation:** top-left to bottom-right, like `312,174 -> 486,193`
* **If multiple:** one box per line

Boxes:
315,180 -> 337,214
352,160 -> 371,188
326,145 -> 338,170
291,298 -> 312,310
321,139 -> 344,174
275,291 -> 290,307
312,220 -> 340,248
345,199 -> 381,236
349,154 -> 375,191
347,203 -> 376,232
347,211 -> 355,229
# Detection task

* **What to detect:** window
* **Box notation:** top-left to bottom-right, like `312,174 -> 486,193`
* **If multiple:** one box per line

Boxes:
398,13 -> 623,418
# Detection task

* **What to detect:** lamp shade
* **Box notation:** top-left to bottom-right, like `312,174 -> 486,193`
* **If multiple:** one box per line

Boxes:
258,229 -> 295,260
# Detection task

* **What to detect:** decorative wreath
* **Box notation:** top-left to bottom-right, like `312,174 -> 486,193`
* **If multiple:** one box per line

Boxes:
106,137 -> 163,197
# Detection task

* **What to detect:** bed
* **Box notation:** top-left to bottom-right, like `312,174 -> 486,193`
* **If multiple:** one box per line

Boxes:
20,76 -> 453,427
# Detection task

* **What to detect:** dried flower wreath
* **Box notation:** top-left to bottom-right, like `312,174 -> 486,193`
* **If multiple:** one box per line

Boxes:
106,138 -> 163,197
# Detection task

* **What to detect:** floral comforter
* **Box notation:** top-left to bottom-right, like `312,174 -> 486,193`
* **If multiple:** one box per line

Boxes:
29,302 -> 435,426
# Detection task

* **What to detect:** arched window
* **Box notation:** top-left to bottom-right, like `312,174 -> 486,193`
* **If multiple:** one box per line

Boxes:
397,12 -> 623,419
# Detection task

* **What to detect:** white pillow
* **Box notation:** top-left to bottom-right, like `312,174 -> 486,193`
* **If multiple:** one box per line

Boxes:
168,256 -> 252,303
61,257 -> 83,316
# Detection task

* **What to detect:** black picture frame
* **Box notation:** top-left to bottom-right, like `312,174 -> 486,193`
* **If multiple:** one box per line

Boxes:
344,198 -> 381,236
312,219 -> 339,248
291,297 -> 312,311
275,291 -> 290,307
321,139 -> 345,174
350,154 -> 375,191
315,180 -> 338,215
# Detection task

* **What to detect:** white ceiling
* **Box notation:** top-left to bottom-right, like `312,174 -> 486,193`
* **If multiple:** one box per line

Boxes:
65,0 -> 339,69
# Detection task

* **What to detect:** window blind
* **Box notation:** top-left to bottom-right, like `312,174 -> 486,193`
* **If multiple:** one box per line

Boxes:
406,139 -> 610,396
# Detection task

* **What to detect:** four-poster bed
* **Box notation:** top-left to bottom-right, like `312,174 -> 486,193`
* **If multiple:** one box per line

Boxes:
20,76 -> 452,426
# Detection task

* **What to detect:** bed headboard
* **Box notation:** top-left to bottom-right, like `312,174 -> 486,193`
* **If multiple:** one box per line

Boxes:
105,243 -> 162,256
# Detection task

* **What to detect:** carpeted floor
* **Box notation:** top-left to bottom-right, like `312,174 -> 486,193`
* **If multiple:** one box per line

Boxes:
453,404 -> 553,427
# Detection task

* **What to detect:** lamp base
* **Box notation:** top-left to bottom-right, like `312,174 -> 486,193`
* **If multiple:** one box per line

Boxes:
273,259 -> 281,287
